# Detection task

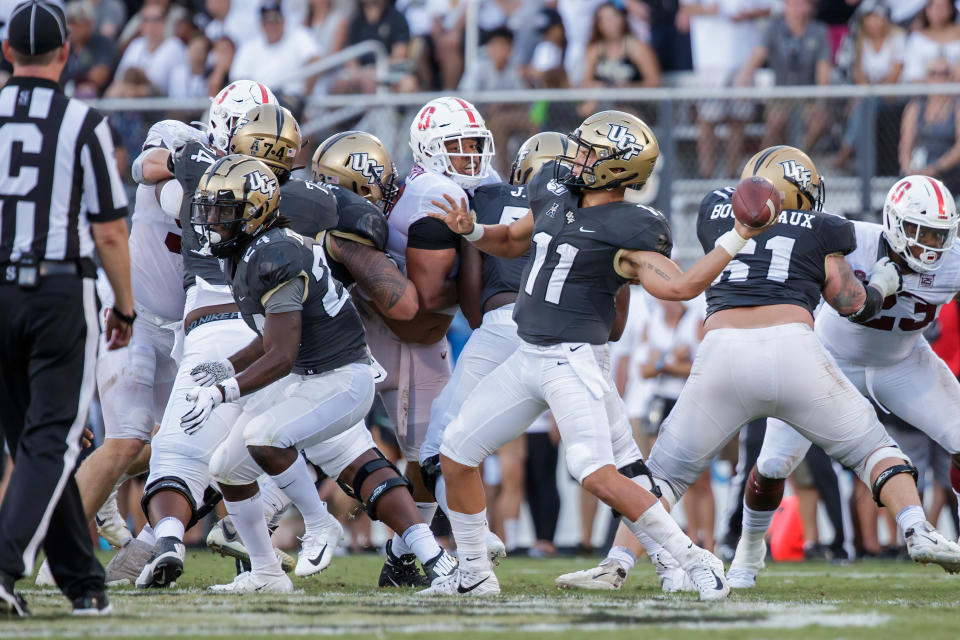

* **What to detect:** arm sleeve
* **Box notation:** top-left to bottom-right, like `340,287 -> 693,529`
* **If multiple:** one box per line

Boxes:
80,115 -> 129,222
262,277 -> 305,313
407,216 -> 460,250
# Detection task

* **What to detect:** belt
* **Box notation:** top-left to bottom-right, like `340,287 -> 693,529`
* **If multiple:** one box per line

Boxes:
185,312 -> 241,335
0,259 -> 96,283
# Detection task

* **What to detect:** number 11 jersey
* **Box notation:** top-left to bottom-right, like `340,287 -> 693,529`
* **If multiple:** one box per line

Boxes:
817,220 -> 960,367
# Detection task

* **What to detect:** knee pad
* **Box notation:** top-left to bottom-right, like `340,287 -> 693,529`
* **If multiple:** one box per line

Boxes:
611,459 -> 662,519
871,464 -> 919,507
756,455 -> 796,481
419,454 -> 441,496
858,446 -> 912,486
336,448 -> 412,520
141,475 -> 198,528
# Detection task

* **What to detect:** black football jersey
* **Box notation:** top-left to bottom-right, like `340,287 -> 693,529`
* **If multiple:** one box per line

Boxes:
174,141 -> 227,290
697,187 -> 857,316
327,185 -> 390,287
471,182 -> 531,307
279,178 -> 339,240
514,163 -> 672,345
230,227 -> 368,375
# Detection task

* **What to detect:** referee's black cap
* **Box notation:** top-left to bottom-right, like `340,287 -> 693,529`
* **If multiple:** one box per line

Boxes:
7,0 -> 68,55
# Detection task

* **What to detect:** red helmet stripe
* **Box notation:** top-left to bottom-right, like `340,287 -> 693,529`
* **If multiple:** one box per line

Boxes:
453,98 -> 478,127
217,83 -> 236,104
927,176 -> 947,219
257,83 -> 269,103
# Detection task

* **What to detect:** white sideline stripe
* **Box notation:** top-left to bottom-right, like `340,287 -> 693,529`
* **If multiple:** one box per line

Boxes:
20,279 -> 99,575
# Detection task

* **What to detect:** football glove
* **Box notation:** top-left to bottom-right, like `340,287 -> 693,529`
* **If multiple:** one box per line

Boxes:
867,257 -> 903,298
181,386 -> 224,434
191,359 -> 235,386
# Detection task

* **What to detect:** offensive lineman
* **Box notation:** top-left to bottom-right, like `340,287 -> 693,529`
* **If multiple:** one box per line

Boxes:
728,174 -> 960,588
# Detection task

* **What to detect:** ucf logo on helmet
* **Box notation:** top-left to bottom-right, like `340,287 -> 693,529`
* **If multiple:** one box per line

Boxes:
244,170 -> 277,198
349,152 -> 385,185
606,124 -> 642,160
779,159 -> 812,190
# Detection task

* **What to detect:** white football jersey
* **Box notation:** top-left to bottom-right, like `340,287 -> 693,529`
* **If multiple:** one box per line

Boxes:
817,220 -> 960,366
386,164 -> 468,273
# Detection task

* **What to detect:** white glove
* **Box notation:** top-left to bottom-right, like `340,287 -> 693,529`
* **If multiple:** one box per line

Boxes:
867,257 -> 903,298
190,359 -> 235,386
181,386 -> 224,434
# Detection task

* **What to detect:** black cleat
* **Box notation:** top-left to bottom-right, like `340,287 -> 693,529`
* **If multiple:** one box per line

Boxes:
135,537 -> 184,588
422,548 -> 458,583
0,572 -> 27,618
379,539 -> 429,587
72,592 -> 113,616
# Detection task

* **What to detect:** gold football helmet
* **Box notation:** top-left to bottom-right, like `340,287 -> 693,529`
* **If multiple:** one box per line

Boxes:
510,132 -> 570,186
229,104 -> 301,182
741,145 -> 824,212
191,155 -> 280,257
312,131 -> 400,213
557,110 -> 659,190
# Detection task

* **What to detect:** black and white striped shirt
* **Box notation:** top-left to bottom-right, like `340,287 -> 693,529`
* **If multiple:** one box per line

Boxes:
0,76 -> 128,263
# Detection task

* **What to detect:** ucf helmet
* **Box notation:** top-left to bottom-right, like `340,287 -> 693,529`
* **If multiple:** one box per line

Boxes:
557,110 -> 658,190
230,104 -> 302,183
312,130 -> 400,213
510,132 -> 570,186
741,146 -> 825,212
191,155 -> 280,258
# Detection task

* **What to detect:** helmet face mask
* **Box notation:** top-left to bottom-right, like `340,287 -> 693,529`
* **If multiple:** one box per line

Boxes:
313,130 -> 400,214
206,80 -> 277,153
409,96 -> 495,189
555,110 -> 658,190
882,175 -> 959,272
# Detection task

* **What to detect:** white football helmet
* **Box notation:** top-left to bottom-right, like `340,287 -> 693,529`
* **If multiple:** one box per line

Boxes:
206,80 -> 278,153
408,96 -> 495,189
882,175 -> 959,272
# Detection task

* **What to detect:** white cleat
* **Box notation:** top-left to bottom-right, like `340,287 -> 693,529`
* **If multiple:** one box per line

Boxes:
294,520 -> 343,577
35,559 -> 55,587
208,571 -> 293,594
105,539 -> 154,586
418,567 -> 500,597
905,522 -> 960,573
486,530 -> 507,566
206,517 -> 296,573
651,549 -> 694,593
726,534 -> 767,589
95,491 -> 133,549
555,558 -> 627,591
684,549 -> 730,601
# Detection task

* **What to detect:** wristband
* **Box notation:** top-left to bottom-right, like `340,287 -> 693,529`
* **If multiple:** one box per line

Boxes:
463,223 -> 485,242
716,229 -> 749,257
112,307 -> 137,326
166,151 -> 176,174
218,377 -> 241,402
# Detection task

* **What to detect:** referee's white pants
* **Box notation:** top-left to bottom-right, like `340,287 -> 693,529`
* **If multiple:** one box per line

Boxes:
646,323 -> 899,499
757,337 -> 960,481
420,304 -> 521,465
210,361 -> 375,486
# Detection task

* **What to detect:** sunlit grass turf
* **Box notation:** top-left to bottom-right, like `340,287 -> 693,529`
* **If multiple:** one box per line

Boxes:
4,551 -> 959,639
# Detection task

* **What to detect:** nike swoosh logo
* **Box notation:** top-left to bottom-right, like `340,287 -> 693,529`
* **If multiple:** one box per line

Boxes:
95,516 -> 105,527
457,575 -> 489,594
590,572 -> 610,580
278,481 -> 294,490
579,227 -> 596,233
556,361 -> 568,366
569,345 -> 584,352
919,533 -> 939,545
255,583 -> 267,591
464,556 -> 481,563
711,570 -> 724,590
308,544 -> 329,566
223,526 -> 238,542
238,296 -> 246,302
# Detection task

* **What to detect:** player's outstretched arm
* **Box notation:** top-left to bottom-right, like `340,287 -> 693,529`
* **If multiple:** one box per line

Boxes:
132,147 -> 173,185
428,193 -> 534,259
328,235 -> 419,320
823,255 -> 902,322
619,220 -> 767,301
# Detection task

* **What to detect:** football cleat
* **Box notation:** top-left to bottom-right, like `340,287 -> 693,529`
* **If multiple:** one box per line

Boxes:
685,549 -> 730,601
726,533 -> 767,589
206,517 -> 296,573
135,537 -> 185,588
651,549 -> 695,593
418,567 -> 500,597
486,530 -> 507,566
422,549 -> 458,584
95,491 -> 132,549
105,539 -> 154,586
0,573 -> 28,618
208,570 -> 293,594
71,593 -> 112,616
555,558 -> 627,591
34,559 -> 55,587
294,520 -> 342,577
378,539 -> 428,588
905,522 -> 960,573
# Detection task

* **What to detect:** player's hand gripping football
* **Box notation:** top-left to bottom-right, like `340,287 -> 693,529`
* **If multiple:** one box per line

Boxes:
181,386 -> 224,434
428,193 -> 475,236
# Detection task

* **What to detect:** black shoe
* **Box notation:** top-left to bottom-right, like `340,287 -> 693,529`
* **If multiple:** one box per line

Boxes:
0,572 -> 27,618
72,592 -> 112,616
378,540 -> 428,587
422,548 -> 458,583
135,536 -> 185,588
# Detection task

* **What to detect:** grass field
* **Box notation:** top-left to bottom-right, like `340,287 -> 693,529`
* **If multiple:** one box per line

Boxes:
4,550 -> 960,639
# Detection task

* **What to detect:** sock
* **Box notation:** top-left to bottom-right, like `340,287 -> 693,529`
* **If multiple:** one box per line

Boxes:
137,523 -> 156,546
896,504 -> 926,534
401,522 -> 443,564
504,519 -> 519,551
257,475 -> 292,526
417,501 -> 438,525
390,532 -> 412,556
153,516 -> 185,541
625,501 -> 699,570
434,475 -> 450,514
224,493 -> 283,576
607,545 -> 637,571
633,530 -> 663,556
270,455 -> 330,532
447,509 -> 490,573
741,504 -> 776,549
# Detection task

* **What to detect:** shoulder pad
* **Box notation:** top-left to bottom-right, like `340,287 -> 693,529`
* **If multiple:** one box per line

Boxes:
817,211 -> 857,256
280,179 -> 339,237
613,204 -> 673,257
245,232 -> 307,294
697,187 -> 735,222
332,186 -> 389,251
174,141 -> 219,188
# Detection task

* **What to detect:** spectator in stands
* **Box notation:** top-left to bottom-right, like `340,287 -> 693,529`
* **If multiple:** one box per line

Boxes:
899,57 -> 960,193
334,0 -> 414,94
111,3 -> 187,97
680,0 -> 772,179
203,0 -> 241,43
578,2 -> 660,118
89,0 -> 127,40
207,36 -> 235,98
832,1 -> 905,171
63,1 -> 116,98
738,0 -> 832,152
230,1 -> 321,104
557,0 -> 604,86
305,0 -> 348,58
816,0 -> 861,61
526,7 -> 566,85
169,34 -> 212,99
118,0 -> 190,48
901,0 -> 960,83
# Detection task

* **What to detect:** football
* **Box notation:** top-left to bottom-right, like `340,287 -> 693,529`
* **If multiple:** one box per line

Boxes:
732,176 -> 781,229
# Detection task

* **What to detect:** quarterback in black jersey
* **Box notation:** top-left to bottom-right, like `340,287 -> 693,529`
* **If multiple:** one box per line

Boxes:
422,111 -> 768,600
643,146 -> 960,586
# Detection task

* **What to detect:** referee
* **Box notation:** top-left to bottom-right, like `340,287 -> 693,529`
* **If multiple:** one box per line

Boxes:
0,0 -> 134,617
